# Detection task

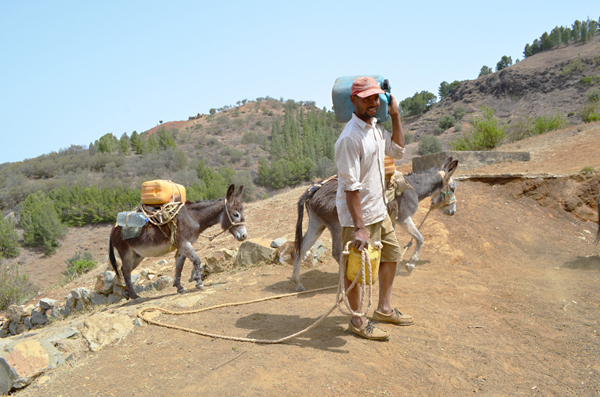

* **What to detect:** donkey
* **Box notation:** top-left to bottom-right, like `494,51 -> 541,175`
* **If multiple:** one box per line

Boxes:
291,157 -> 459,291
109,184 -> 247,299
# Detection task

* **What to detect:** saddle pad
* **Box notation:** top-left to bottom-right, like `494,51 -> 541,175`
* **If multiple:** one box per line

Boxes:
385,171 -> 411,202
121,226 -> 143,240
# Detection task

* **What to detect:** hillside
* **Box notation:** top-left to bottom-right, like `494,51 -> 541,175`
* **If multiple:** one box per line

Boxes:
6,119 -> 600,396
405,35 -> 600,143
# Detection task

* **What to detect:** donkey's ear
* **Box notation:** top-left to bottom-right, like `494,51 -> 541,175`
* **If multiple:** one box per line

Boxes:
441,157 -> 453,170
226,184 -> 235,200
444,160 -> 459,181
235,185 -> 244,198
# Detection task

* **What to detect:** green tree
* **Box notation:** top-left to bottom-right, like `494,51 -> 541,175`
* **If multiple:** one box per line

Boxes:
478,65 -> 493,77
97,133 -> 118,153
523,44 -> 532,58
0,213 -> 20,258
572,20 -> 581,42
450,105 -> 506,151
581,20 -> 588,42
157,127 -> 176,150
119,133 -> 130,155
147,134 -> 160,153
20,191 -> 67,254
562,27 -> 572,46
438,81 -> 461,99
496,55 -> 513,72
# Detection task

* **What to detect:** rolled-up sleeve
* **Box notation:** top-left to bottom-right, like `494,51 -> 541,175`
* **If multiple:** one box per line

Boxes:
383,129 -> 405,159
335,136 -> 362,192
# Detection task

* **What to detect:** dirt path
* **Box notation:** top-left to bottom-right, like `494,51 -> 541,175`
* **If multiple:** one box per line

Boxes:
11,124 -> 600,396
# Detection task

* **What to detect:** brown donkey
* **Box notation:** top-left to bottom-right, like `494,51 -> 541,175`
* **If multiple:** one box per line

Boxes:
109,184 -> 247,299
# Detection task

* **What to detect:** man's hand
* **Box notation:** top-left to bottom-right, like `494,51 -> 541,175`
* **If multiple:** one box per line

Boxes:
388,94 -> 400,117
352,227 -> 369,252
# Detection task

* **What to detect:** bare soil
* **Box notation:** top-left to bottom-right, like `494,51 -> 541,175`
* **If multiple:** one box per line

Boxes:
11,123 -> 600,396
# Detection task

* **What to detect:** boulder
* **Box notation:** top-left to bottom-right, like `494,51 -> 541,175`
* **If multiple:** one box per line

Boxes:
70,288 -> 90,302
94,271 -> 115,294
107,294 -> 124,304
81,313 -> 134,352
31,310 -> 47,325
153,276 -> 173,291
90,293 -> 108,306
276,241 -> 314,267
38,299 -> 59,311
0,339 -> 65,393
6,306 -> 25,323
312,240 -> 328,260
23,318 -> 32,330
205,249 -> 236,273
235,239 -> 275,266
270,238 -> 287,248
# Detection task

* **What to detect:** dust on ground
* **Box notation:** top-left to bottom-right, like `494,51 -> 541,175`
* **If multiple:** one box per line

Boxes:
11,123 -> 600,396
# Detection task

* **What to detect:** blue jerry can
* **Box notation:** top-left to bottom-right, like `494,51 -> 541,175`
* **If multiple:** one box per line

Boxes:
332,75 -> 391,123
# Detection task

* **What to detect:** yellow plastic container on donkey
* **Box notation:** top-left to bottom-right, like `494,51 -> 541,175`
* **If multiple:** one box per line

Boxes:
141,180 -> 186,205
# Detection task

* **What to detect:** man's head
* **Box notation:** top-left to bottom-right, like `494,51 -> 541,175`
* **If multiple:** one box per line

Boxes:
350,76 -> 384,122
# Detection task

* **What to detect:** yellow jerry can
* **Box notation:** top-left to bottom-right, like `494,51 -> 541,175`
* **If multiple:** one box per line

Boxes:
141,180 -> 186,205
346,245 -> 381,284
384,156 -> 395,176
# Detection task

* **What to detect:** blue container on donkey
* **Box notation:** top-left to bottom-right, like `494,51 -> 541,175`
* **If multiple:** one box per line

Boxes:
331,75 -> 392,123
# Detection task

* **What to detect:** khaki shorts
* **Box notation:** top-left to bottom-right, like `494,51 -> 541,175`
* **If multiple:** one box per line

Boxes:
341,214 -> 401,263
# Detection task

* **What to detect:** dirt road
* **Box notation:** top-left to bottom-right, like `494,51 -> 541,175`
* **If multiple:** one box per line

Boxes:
13,123 -> 600,396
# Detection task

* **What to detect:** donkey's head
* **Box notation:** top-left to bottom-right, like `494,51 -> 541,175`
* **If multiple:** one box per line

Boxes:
431,157 -> 459,216
223,184 -> 247,241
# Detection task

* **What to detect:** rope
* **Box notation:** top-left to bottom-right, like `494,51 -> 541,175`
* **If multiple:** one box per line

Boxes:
198,199 -> 245,242
137,241 -> 379,344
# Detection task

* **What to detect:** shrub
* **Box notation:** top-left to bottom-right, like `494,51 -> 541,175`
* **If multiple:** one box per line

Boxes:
453,106 -> 466,120
588,89 -> 600,103
0,263 -> 35,311
454,122 -> 463,132
532,114 -> 568,134
0,214 -> 20,258
64,251 -> 96,281
581,76 -> 600,86
20,191 -> 67,255
438,115 -> 456,131
418,135 -> 443,156
450,105 -> 506,151
405,132 -> 414,144
580,103 -> 599,123
579,166 -> 595,176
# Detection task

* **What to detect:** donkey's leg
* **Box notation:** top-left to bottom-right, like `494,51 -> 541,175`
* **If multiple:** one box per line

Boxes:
178,241 -> 205,291
123,252 -> 144,300
173,251 -> 187,294
291,209 -> 326,292
398,217 -> 424,272
326,221 -> 343,266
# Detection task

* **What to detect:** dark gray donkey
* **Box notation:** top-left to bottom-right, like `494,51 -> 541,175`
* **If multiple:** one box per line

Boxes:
109,184 -> 247,299
291,157 -> 459,291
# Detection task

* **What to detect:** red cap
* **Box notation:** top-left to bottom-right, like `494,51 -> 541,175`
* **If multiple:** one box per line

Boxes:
351,76 -> 384,98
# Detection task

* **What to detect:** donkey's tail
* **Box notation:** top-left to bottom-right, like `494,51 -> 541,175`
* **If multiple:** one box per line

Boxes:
294,189 -> 313,261
109,236 -> 122,280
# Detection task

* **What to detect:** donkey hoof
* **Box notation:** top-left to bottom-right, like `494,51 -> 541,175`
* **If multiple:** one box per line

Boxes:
405,263 -> 415,273
295,284 -> 306,292
177,287 -> 185,294
196,283 -> 205,291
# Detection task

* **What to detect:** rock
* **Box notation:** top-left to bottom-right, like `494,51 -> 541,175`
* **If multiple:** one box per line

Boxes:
111,285 -> 126,296
153,276 -> 173,291
130,273 -> 141,285
270,238 -> 287,248
23,318 -> 32,330
47,309 -> 61,320
90,292 -> 107,306
31,310 -> 47,325
235,238 -> 275,266
133,318 -> 144,327
275,241 -> 314,267
22,305 -> 34,317
157,259 -> 168,265
133,285 -> 146,295
59,306 -> 70,317
205,249 -> 236,273
70,288 -> 90,302
8,322 -> 18,336
40,327 -> 80,344
107,294 -> 124,304
0,339 -> 65,393
65,295 -> 75,311
38,299 -> 59,310
94,271 -> 115,294
312,240 -> 327,260
53,339 -> 86,355
6,306 -> 25,323
81,313 -> 134,352
141,268 -> 150,277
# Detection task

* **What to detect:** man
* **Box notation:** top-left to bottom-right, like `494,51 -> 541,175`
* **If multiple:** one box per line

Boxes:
335,76 -> 413,341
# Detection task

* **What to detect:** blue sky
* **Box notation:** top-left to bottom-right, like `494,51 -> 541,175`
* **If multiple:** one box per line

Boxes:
1,1 -> 598,163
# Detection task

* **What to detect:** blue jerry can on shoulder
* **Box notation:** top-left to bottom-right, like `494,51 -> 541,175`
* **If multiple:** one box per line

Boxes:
332,75 -> 391,123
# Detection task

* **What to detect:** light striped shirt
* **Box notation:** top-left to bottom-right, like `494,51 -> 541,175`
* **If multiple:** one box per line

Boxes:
335,113 -> 404,227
